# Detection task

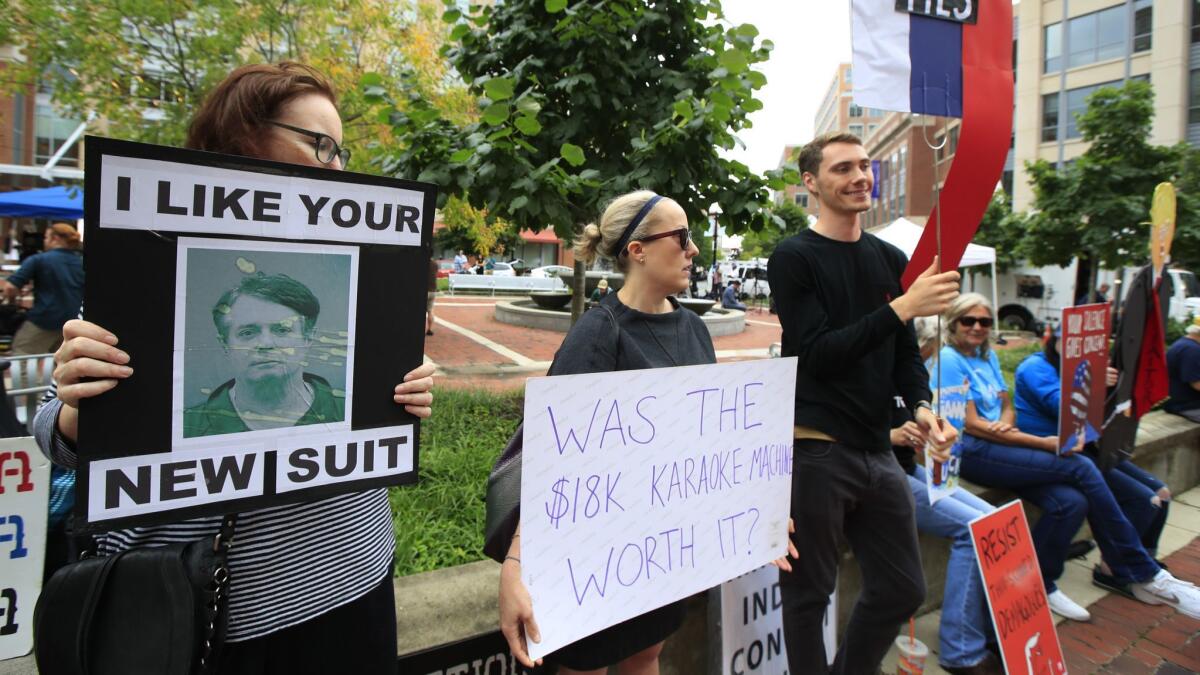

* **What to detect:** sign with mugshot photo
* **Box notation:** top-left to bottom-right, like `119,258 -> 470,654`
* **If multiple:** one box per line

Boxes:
76,137 -> 436,530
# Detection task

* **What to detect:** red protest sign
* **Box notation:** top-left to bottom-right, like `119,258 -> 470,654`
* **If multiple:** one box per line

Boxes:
970,501 -> 1066,675
1058,303 -> 1111,455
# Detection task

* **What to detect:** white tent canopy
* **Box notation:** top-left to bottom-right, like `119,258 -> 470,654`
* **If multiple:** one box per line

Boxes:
874,218 -> 995,267
873,217 -> 999,304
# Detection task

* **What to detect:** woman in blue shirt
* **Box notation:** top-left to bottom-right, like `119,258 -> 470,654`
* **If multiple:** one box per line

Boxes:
1014,330 -> 1171,597
945,294 -> 1200,623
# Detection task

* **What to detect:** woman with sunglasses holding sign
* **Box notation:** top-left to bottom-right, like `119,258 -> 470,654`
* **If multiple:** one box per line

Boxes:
942,293 -> 1200,624
496,190 -> 726,674
35,63 -> 434,672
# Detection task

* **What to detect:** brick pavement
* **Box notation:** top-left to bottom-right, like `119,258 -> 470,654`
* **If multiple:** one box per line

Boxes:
426,295 -> 785,389
1057,537 -> 1200,674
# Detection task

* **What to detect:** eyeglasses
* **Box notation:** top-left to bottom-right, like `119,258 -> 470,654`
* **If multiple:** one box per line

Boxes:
267,121 -> 351,167
959,316 -> 994,328
634,227 -> 690,251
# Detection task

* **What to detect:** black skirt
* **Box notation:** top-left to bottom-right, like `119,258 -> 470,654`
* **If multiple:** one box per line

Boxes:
547,600 -> 685,671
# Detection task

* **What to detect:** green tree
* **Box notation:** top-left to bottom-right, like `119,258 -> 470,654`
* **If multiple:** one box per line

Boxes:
972,189 -> 1024,273
373,0 -> 796,319
435,196 -> 520,257
1023,80 -> 1182,296
1,0 -> 465,170
739,200 -> 808,259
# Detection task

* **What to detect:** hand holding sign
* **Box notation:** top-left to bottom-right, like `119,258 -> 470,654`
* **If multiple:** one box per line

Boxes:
499,549 -> 542,668
891,258 -> 961,322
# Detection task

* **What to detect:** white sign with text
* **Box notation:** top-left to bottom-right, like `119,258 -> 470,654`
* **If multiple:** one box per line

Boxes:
521,359 -> 797,659
720,565 -> 838,674
0,438 -> 50,660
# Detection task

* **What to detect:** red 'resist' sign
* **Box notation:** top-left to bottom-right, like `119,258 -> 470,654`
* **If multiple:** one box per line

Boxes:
970,501 -> 1066,675
1058,303 -> 1111,455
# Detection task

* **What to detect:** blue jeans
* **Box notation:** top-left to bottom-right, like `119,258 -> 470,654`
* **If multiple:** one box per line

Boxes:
1090,456 -> 1168,558
958,435 -> 1160,591
908,466 -> 995,668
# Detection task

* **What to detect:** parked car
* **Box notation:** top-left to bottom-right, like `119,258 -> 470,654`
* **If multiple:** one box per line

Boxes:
530,265 -> 572,278
435,259 -> 455,279
492,261 -> 516,277
736,265 -> 770,299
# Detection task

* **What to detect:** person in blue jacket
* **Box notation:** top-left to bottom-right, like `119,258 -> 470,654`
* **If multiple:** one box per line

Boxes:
1014,327 -> 1172,598
721,279 -> 747,311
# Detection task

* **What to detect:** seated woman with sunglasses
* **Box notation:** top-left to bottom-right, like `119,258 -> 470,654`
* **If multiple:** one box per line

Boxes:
497,190 -> 718,675
943,293 -> 1200,623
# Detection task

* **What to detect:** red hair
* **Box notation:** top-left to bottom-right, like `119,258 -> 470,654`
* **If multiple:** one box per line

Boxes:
185,62 -> 337,159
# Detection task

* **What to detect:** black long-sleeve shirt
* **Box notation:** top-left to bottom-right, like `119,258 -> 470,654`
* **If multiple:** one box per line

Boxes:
768,228 -> 931,453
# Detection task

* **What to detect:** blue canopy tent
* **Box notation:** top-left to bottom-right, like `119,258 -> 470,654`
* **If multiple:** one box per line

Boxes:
0,186 -> 83,219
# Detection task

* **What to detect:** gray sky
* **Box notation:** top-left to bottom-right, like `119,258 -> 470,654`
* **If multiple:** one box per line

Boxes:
722,0 -> 853,174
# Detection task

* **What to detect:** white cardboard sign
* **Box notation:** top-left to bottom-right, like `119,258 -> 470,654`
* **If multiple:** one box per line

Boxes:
720,565 -> 838,674
521,359 -> 797,659
0,438 -> 50,660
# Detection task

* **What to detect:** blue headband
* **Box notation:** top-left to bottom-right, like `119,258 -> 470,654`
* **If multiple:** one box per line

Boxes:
609,195 -> 664,258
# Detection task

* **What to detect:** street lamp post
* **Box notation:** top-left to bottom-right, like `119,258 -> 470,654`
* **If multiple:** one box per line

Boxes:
709,205 -> 722,297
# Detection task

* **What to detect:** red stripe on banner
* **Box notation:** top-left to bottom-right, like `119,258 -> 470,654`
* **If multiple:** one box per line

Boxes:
901,0 -> 1014,289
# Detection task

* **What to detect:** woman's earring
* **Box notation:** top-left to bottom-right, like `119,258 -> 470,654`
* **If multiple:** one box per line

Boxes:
638,257 -> 646,264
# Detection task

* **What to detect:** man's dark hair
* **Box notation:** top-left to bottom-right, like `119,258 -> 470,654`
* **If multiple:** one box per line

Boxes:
796,132 -> 864,177
213,272 -> 320,343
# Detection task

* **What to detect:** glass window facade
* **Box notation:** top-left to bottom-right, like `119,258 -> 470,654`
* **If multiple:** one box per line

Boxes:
1045,1 -> 1152,74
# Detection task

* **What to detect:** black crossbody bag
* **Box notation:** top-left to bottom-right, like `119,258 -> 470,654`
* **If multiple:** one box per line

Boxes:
33,514 -> 237,675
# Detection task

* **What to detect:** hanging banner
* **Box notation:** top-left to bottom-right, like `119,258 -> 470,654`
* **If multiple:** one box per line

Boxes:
78,137 -> 436,530
720,565 -> 837,674
521,359 -> 797,660
0,438 -> 50,660
1058,304 -> 1111,455
970,501 -> 1065,675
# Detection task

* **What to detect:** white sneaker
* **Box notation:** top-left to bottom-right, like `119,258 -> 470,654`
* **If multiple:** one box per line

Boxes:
1131,570 -> 1200,619
1047,590 -> 1091,621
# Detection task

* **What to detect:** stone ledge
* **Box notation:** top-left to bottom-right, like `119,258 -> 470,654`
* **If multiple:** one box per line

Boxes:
390,411 -> 1200,661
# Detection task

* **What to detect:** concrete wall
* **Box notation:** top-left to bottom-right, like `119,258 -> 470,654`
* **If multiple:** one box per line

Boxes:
389,410 -> 1200,674
4,413 -> 1196,675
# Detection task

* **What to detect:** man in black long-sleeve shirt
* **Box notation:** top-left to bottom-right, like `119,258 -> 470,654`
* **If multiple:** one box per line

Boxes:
768,132 -> 961,674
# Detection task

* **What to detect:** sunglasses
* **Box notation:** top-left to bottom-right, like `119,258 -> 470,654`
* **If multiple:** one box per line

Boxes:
634,227 -> 691,251
267,121 -> 351,167
959,316 -> 994,328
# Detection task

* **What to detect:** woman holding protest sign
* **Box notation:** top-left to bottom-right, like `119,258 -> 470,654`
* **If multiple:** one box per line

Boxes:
34,62 -> 434,672
945,293 -> 1200,623
493,190 -> 728,674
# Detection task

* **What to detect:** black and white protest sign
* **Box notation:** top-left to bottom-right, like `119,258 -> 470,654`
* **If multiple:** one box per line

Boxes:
77,137 -> 435,530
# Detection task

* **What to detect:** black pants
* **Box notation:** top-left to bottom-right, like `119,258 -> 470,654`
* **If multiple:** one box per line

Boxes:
779,440 -> 925,675
215,573 -> 397,674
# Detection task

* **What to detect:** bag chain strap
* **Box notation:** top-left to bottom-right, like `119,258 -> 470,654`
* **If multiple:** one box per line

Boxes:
199,514 -> 237,672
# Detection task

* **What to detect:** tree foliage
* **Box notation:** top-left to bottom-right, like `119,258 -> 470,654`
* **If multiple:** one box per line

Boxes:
739,200 -> 808,260
373,0 -> 796,240
0,0 -> 465,170
971,190 -> 1024,273
435,196 -> 519,257
1022,80 -> 1184,271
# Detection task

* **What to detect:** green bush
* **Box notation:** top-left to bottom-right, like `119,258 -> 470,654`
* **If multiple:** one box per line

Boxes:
390,387 -> 524,576
996,342 -> 1040,393
1166,316 -> 1189,347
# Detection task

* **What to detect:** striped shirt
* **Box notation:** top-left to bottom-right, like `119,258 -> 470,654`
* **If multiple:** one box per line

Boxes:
34,393 -> 395,641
